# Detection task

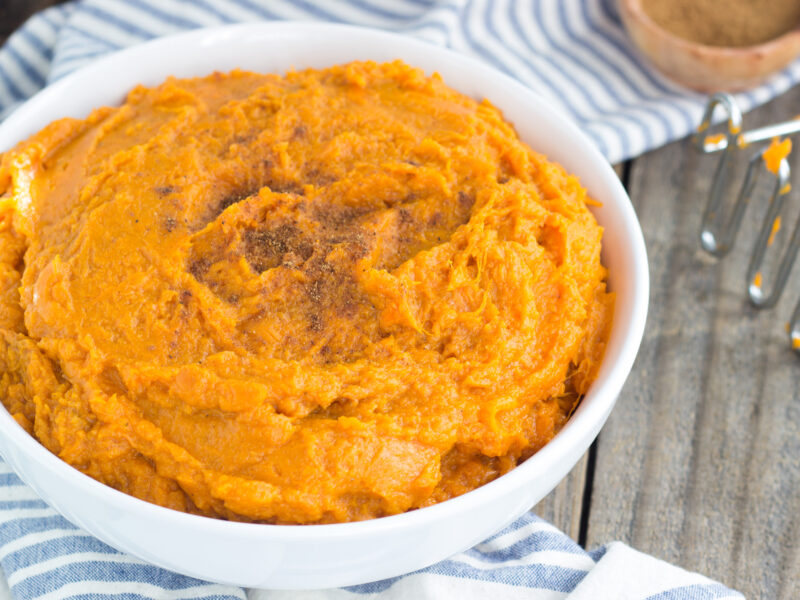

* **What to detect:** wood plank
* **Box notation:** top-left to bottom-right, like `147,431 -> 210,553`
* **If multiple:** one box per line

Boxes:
0,0 -> 63,39
585,90 -> 800,600
533,450 -> 589,541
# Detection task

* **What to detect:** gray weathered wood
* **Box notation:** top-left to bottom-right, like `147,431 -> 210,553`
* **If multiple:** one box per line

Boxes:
0,0 -> 63,38
586,90 -> 800,600
533,451 -> 588,541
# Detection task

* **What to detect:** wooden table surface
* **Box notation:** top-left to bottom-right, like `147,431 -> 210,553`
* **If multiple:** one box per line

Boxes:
534,89 -> 800,599
2,2 -> 799,599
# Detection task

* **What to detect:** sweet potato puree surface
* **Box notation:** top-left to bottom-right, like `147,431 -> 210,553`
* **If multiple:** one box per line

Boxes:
0,61 -> 613,523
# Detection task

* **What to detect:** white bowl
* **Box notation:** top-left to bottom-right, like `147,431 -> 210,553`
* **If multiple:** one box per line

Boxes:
0,23 -> 648,589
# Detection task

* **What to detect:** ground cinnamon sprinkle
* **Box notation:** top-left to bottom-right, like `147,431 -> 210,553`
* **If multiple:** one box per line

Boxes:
641,0 -> 800,47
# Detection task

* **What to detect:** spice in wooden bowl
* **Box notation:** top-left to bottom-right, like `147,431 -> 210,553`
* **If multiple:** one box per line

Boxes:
620,0 -> 800,92
641,0 -> 800,48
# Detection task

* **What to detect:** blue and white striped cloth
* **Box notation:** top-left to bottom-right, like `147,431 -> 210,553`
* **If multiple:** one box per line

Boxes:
0,1 -> 755,598
3,0 -> 800,163
0,462 -> 743,600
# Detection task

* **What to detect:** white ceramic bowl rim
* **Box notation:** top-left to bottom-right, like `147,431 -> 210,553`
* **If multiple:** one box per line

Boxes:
0,22 -> 649,542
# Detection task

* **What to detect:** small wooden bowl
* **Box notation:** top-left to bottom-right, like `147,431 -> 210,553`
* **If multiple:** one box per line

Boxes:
619,0 -> 800,92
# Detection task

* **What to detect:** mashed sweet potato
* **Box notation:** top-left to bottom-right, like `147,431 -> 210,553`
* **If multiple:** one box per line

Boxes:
0,61 -> 612,523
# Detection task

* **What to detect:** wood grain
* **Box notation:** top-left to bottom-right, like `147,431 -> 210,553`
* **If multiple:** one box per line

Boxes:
533,451 -> 589,541
0,0 -> 62,40
585,90 -> 800,600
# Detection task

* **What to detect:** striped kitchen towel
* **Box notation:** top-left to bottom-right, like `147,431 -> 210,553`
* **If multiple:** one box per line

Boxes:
0,461 -> 743,600
2,0 -> 800,163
